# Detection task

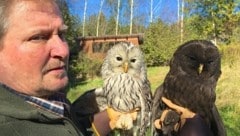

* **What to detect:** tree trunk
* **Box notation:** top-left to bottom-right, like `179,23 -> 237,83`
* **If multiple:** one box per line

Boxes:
150,0 -> 153,23
180,0 -> 184,43
96,0 -> 105,36
82,0 -> 87,36
116,0 -> 120,35
130,0 -> 133,34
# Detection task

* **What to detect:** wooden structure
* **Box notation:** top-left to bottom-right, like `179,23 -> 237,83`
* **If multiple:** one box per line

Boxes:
78,34 -> 144,60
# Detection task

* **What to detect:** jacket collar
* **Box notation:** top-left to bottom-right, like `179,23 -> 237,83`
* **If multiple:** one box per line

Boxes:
0,83 -> 64,122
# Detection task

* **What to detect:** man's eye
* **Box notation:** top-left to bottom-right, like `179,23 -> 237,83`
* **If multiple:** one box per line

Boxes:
58,32 -> 66,41
29,34 -> 49,41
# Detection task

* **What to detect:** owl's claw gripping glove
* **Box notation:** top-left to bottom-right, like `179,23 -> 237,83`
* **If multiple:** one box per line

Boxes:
154,97 -> 196,130
107,107 -> 139,130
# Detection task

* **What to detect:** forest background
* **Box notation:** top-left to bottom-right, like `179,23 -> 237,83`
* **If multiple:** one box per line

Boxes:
59,0 -> 240,135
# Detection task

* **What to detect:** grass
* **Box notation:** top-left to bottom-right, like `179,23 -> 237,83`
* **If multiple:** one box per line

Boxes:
67,45 -> 240,136
215,64 -> 240,135
67,77 -> 103,102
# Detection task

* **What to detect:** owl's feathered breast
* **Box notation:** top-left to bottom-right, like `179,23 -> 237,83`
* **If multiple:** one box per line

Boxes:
103,73 -> 143,112
163,68 -> 216,117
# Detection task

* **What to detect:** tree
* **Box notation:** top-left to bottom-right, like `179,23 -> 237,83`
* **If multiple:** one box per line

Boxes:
82,0 -> 87,36
129,0 -> 134,34
141,20 -> 180,66
105,0 -> 122,35
105,16 -> 117,35
96,0 -> 105,36
116,0 -> 120,35
185,0 -> 240,44
59,1 -> 84,88
150,0 -> 153,23
85,15 -> 98,36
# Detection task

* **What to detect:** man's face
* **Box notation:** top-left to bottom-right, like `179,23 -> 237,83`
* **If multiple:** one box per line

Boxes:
0,1 -> 69,96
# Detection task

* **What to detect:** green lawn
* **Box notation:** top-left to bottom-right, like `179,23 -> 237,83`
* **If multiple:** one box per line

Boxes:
67,63 -> 240,136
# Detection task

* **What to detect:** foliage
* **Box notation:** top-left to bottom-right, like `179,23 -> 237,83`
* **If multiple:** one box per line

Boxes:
59,1 -> 80,48
68,52 -> 102,87
84,14 -> 98,36
64,0 -> 240,88
185,0 -> 240,44
105,16 -> 117,35
58,1 -> 84,89
141,20 -> 180,66
60,1 -> 104,90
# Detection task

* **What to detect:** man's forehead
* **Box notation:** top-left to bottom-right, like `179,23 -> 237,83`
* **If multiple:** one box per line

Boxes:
8,1 -> 65,34
13,0 -> 61,16
11,1 -> 62,22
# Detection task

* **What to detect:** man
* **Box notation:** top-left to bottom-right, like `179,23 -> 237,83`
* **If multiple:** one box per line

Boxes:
0,0 -> 135,135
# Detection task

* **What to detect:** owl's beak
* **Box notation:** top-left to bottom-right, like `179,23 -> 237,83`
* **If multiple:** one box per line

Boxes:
198,64 -> 204,74
123,62 -> 128,73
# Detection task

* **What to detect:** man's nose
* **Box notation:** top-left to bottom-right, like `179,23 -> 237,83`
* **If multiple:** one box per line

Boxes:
50,35 -> 69,59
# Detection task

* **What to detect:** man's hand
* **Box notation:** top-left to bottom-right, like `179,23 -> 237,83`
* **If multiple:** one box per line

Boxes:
107,107 -> 139,130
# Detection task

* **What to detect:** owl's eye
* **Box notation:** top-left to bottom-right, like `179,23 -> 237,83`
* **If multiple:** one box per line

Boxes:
130,59 -> 136,63
116,56 -> 122,61
208,60 -> 214,64
187,55 -> 196,61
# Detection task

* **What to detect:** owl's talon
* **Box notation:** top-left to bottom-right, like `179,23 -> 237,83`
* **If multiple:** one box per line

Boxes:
115,114 -> 133,130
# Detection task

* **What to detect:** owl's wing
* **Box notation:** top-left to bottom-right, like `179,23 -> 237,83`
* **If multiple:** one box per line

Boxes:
142,79 -> 153,111
140,79 -> 152,122
210,104 -> 227,136
152,85 -> 166,121
72,88 -> 107,117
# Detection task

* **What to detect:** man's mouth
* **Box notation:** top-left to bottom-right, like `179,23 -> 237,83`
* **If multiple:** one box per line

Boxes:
43,64 -> 66,74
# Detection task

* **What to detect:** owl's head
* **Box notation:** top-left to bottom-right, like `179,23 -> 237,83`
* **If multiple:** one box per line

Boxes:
170,40 -> 221,79
101,42 -> 146,79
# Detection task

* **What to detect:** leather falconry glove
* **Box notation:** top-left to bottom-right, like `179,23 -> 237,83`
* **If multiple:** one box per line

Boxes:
154,97 -> 196,131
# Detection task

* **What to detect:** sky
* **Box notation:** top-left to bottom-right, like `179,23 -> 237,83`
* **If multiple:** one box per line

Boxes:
67,0 -> 180,24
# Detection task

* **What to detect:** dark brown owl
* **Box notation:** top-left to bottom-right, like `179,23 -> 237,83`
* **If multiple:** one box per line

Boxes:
152,40 -> 226,136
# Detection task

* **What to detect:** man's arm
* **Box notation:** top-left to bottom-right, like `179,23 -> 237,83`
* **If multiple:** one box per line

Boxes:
92,110 -> 111,136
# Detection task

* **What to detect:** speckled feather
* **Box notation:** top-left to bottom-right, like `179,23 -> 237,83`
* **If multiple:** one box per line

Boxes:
101,42 -> 152,136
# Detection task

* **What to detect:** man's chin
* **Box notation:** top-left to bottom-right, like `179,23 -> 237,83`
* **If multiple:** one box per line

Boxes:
37,81 -> 68,97
36,87 -> 66,97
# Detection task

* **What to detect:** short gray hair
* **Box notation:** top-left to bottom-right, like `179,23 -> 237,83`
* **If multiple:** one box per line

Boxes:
0,0 -> 65,44
0,0 -> 13,42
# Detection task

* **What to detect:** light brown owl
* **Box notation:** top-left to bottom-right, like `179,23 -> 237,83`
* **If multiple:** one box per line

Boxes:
72,42 -> 152,136
100,42 -> 152,135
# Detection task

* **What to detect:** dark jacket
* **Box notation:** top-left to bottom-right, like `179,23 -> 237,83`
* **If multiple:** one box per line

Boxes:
0,85 -> 85,136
